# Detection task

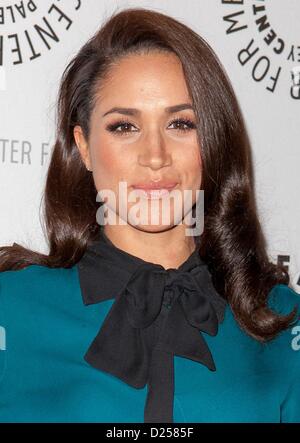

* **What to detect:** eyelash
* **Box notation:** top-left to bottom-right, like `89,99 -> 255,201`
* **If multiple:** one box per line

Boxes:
105,118 -> 196,136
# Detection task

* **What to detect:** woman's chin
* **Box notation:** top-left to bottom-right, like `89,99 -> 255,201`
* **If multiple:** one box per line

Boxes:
127,222 -> 176,234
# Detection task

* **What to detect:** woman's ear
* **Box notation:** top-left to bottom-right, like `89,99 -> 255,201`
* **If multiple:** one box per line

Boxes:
73,125 -> 92,171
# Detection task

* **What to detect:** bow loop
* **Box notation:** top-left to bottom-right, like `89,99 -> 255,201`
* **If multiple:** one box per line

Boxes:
161,268 -> 219,336
179,288 -> 219,335
124,264 -> 166,329
178,269 -> 219,336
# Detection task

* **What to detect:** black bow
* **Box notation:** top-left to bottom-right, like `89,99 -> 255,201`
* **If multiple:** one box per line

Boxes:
77,233 -> 227,422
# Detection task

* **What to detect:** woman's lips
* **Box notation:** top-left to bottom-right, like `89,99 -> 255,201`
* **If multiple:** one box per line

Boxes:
132,182 -> 178,190
131,183 -> 178,199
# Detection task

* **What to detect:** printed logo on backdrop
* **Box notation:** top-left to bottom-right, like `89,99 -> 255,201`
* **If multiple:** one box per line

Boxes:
0,1 -> 82,166
0,0 -> 81,88
221,0 -> 300,100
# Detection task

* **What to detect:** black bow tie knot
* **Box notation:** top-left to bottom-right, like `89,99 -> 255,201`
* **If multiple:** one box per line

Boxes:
124,263 -> 219,337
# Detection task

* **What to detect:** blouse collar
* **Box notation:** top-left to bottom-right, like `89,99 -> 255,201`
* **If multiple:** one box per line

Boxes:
76,229 -> 227,423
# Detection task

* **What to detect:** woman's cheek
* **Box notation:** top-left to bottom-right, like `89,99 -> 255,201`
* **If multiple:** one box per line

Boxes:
91,143 -> 117,184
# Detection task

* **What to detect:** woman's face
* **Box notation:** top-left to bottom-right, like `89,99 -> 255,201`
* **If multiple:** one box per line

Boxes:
74,51 -> 202,233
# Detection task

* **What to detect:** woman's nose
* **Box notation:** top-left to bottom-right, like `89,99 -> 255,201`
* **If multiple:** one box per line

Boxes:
137,131 -> 172,170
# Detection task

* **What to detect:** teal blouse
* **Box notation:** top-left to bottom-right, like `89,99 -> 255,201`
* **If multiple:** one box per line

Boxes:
0,259 -> 300,423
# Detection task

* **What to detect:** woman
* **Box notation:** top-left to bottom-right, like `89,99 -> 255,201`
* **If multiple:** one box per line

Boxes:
0,7 -> 299,423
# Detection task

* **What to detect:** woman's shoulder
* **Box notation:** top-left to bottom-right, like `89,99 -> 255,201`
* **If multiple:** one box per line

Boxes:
0,263 -> 77,285
265,284 -> 300,422
265,283 -> 300,372
267,283 -> 300,316
221,283 -> 300,371
267,283 -> 300,348
0,264 -> 79,310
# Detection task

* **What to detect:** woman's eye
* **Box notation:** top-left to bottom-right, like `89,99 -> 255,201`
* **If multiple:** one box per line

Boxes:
106,121 -> 138,136
105,118 -> 196,136
168,118 -> 196,132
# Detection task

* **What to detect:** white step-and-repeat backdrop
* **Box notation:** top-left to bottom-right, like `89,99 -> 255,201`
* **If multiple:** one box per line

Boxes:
0,1 -> 299,289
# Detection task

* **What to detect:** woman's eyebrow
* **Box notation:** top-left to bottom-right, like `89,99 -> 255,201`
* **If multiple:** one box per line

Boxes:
102,103 -> 194,117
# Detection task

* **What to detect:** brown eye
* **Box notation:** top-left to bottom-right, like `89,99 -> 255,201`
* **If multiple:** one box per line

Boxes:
168,118 -> 196,132
106,120 -> 138,136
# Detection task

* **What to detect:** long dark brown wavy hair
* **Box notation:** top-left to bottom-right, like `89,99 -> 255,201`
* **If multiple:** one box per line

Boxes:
0,7 -> 298,342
